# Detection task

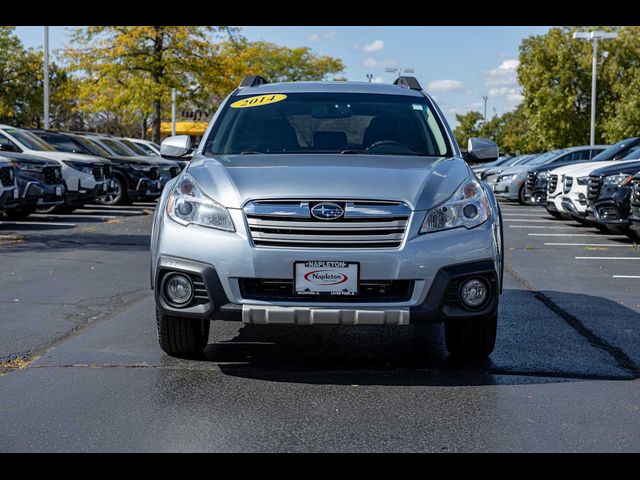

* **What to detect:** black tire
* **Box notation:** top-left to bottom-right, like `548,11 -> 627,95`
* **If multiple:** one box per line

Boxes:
444,314 -> 497,359
518,185 -> 526,205
97,175 -> 128,206
547,209 -> 565,220
4,207 -> 36,220
35,205 -> 58,214
53,206 -> 77,214
156,308 -> 209,358
605,224 -> 632,236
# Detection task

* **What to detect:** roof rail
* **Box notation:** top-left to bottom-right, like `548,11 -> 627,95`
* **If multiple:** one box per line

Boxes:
393,76 -> 422,91
239,75 -> 269,88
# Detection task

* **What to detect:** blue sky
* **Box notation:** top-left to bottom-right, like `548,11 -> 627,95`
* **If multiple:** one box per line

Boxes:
14,26 -> 551,127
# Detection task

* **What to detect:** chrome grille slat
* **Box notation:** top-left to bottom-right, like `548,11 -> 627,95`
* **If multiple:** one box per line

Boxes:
245,199 -> 410,249
548,174 -> 558,193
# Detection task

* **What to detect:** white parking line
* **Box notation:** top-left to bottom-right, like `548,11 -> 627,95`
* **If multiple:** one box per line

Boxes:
0,221 -> 77,227
509,225 -> 583,229
545,242 -> 635,247
575,257 -> 640,260
504,219 -> 562,223
529,233 -> 627,237
612,275 -> 640,278
502,213 -> 547,217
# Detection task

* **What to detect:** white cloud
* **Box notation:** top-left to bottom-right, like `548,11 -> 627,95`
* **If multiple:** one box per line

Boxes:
426,79 -> 465,92
483,59 -> 519,87
488,86 -> 524,103
363,57 -> 396,68
468,101 -> 484,110
354,39 -> 385,53
307,31 -> 336,42
370,76 -> 385,83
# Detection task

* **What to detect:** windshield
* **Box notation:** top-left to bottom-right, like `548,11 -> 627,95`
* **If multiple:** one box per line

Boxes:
97,138 -> 135,156
120,139 -> 150,156
528,150 -> 567,166
622,146 -> 640,160
72,136 -> 112,157
3,128 -> 55,151
204,92 -> 452,157
592,137 -> 639,161
127,141 -> 156,156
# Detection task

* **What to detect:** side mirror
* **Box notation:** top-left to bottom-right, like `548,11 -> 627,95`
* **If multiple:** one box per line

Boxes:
160,135 -> 192,159
463,137 -> 499,163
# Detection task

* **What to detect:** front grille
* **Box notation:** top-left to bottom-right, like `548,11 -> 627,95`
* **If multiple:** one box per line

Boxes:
587,175 -> 603,202
169,166 -> 178,177
526,172 -> 536,190
548,174 -> 559,193
148,167 -> 159,180
0,166 -> 14,186
244,199 -> 411,249
92,166 -> 104,181
43,166 -> 62,185
563,176 -> 574,194
239,278 -> 414,303
103,165 -> 113,179
632,179 -> 640,206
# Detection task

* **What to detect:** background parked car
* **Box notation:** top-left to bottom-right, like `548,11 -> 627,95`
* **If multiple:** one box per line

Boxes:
0,151 -> 65,219
482,153 -> 540,188
124,138 -> 161,156
546,137 -> 640,220
628,172 -> 640,239
494,146 -> 604,204
31,130 -> 166,206
523,145 -> 606,206
0,156 -> 19,212
0,126 -> 112,213
585,158 -> 640,234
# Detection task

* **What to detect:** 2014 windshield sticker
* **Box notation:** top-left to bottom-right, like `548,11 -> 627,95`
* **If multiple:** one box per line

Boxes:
230,94 -> 287,109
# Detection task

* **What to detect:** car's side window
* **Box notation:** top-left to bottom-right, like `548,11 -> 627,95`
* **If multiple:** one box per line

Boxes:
0,133 -> 20,151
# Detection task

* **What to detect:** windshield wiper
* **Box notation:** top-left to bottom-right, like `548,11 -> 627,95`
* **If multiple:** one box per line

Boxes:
239,151 -> 263,155
340,149 -> 367,154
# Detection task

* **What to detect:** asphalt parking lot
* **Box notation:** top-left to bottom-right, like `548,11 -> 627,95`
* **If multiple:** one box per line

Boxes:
0,201 -> 639,452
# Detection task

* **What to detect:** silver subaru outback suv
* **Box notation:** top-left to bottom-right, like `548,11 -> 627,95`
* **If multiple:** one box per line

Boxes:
151,76 -> 504,359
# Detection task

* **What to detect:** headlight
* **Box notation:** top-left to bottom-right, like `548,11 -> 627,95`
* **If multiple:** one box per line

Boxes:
62,160 -> 93,174
166,174 -> 234,231
603,174 -> 632,186
420,177 -> 490,234
12,162 -> 44,173
497,173 -> 516,182
129,162 -> 153,171
577,176 -> 589,185
538,171 -> 550,181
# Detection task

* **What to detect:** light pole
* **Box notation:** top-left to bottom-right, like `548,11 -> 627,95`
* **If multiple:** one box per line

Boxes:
171,88 -> 177,137
43,26 -> 50,130
573,30 -> 618,146
482,95 -> 488,122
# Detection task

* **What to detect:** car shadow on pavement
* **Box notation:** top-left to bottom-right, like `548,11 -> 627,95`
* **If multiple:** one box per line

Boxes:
202,288 -> 640,387
0,232 -> 150,252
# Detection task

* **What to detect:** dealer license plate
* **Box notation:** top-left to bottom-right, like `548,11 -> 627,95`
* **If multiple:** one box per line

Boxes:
294,261 -> 359,296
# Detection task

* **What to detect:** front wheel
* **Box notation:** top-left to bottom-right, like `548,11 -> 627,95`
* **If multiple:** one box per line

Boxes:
97,176 -> 128,206
518,185 -> 527,205
156,309 -> 210,358
444,314 -> 497,359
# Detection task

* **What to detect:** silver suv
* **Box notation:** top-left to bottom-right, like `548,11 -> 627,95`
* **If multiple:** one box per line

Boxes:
151,76 -> 504,359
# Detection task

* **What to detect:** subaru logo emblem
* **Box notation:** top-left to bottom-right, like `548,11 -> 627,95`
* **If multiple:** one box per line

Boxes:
311,202 -> 344,220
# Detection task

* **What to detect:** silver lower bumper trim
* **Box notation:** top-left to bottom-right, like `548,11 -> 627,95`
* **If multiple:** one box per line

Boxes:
242,305 -> 410,325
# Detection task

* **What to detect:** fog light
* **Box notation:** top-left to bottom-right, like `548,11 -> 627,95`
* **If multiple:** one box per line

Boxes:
460,278 -> 488,308
164,274 -> 193,306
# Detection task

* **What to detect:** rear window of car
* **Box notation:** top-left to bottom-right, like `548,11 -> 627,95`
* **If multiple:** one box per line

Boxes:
204,92 -> 452,157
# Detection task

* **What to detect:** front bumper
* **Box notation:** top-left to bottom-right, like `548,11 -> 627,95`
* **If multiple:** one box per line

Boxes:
152,210 -> 501,324
65,180 -> 111,207
17,181 -> 65,208
494,178 -> 522,201
129,178 -> 162,200
586,200 -> 630,226
524,188 -> 547,205
0,187 -> 20,209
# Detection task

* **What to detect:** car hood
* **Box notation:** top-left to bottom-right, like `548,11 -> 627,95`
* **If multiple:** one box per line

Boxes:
496,165 -> 531,177
0,151 -> 58,166
185,154 -> 472,210
23,150 -> 111,165
591,159 -> 640,177
549,161 -> 617,177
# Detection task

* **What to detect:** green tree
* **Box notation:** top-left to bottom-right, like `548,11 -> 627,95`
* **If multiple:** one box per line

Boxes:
453,111 -> 484,149
63,26 -> 238,142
